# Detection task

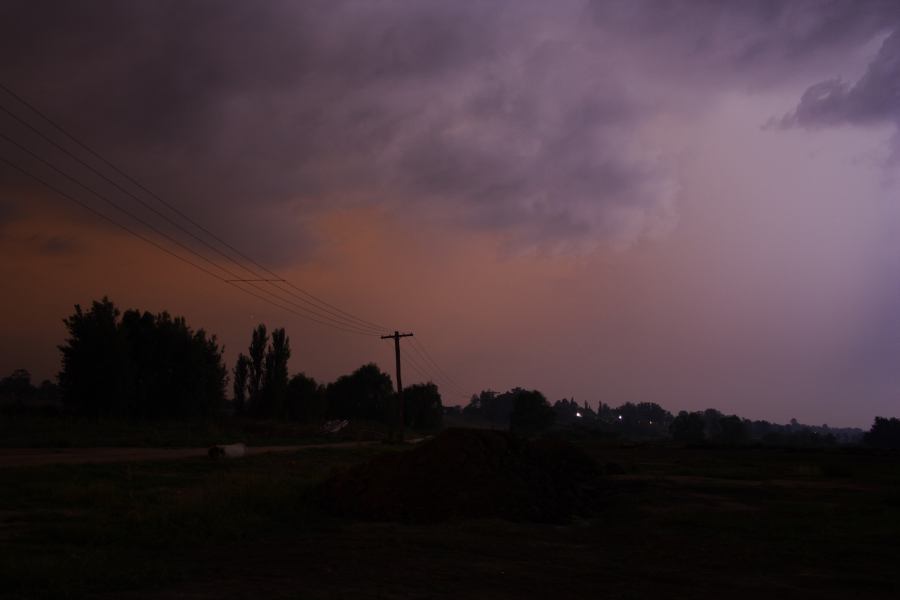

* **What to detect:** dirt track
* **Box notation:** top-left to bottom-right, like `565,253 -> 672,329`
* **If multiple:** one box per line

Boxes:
0,442 -> 376,468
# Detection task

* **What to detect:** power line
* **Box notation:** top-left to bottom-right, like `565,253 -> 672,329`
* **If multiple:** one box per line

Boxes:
0,83 -> 476,392
0,131 -> 385,336
0,103 -> 384,335
401,344 -> 470,403
406,344 -> 468,399
0,82 -> 387,334
409,337 -> 469,396
0,152 -> 382,337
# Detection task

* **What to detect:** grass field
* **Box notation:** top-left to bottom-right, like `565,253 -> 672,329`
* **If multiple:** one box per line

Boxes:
1,437 -> 899,599
0,416 -> 392,448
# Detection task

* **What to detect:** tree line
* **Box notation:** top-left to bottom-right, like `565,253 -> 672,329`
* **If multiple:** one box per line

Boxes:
452,389 -> 890,447
16,298 -> 442,428
2,297 -> 898,447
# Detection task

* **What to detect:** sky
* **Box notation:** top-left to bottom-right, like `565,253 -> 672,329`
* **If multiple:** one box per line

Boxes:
1,0 -> 900,427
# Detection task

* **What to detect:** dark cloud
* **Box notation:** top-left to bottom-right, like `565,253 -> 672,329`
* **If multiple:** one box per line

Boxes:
779,30 -> 900,129
0,196 -> 17,227
591,0 -> 899,84
26,234 -> 80,256
1,0 -> 899,261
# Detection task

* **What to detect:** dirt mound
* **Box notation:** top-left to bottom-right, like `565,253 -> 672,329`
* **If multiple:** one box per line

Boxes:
316,428 -> 605,523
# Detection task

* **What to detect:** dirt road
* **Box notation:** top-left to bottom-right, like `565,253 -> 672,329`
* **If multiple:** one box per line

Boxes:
0,441 -> 376,468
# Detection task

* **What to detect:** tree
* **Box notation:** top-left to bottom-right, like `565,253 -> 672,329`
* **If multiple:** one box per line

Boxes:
553,398 -> 581,425
715,415 -> 749,445
864,417 -> 900,449
0,369 -> 34,400
509,389 -> 555,434
463,390 -> 494,420
58,298 -> 226,418
246,324 -> 268,416
326,363 -> 393,421
59,298 -> 133,416
670,411 -> 706,443
233,353 -> 250,415
262,328 -> 290,418
403,382 -> 443,430
285,373 -> 326,422
0,369 -> 35,412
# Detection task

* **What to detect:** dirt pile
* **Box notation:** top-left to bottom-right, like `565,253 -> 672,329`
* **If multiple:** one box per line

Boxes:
316,428 -> 605,523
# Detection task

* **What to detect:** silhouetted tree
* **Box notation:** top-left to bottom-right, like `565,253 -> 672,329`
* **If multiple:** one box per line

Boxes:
0,369 -> 34,402
864,417 -> 900,449
403,382 -> 443,430
246,324 -> 268,416
702,408 -> 724,439
285,373 -> 326,421
553,398 -> 580,425
0,370 -> 61,414
262,328 -> 290,417
463,389 -> 517,427
59,298 -> 133,416
119,308 -> 226,418
670,411 -> 706,443
58,298 -> 226,418
463,390 -> 493,420
715,415 -> 749,445
233,353 -> 250,415
509,389 -> 555,434
326,363 -> 393,421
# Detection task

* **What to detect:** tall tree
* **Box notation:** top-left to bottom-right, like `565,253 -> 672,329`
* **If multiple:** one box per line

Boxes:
247,324 -> 268,416
285,372 -> 326,422
509,389 -> 555,434
326,363 -> 393,421
58,298 -> 226,418
263,328 -> 290,417
670,411 -> 706,443
403,382 -> 443,430
864,417 -> 900,449
58,298 -> 132,416
233,353 -> 250,415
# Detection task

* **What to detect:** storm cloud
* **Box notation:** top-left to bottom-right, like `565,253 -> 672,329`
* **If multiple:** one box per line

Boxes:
3,1 -> 899,258
780,29 -> 900,129
3,1 -> 900,426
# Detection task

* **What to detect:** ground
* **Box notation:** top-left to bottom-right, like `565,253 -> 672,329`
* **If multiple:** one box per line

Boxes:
1,431 -> 898,599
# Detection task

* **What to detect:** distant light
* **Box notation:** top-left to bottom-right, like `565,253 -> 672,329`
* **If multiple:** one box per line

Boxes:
618,415 -> 623,420
576,412 -> 582,418
649,420 -> 653,425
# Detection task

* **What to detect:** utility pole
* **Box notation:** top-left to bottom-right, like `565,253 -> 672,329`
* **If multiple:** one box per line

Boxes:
381,330 -> 413,443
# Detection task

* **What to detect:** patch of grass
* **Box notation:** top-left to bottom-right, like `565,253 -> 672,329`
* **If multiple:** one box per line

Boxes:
0,415 -> 393,448
0,445 -> 388,598
2,438 -> 900,598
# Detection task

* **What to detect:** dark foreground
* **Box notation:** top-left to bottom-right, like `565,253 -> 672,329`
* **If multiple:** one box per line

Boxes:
1,439 -> 898,599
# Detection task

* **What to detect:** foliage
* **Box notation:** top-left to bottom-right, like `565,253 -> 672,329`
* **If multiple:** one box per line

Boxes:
262,328 -> 291,417
509,389 -> 555,434
0,369 -> 61,414
247,324 -> 268,415
715,415 -> 750,445
285,373 -> 327,422
403,382 -> 443,430
553,398 -> 595,425
58,298 -> 226,418
326,363 -> 394,421
864,416 -> 900,449
462,389 -> 514,426
234,325 -> 291,418
670,411 -> 706,443
232,354 -> 249,415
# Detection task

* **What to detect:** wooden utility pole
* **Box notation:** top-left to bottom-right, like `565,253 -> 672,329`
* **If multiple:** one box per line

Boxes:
381,330 -> 413,443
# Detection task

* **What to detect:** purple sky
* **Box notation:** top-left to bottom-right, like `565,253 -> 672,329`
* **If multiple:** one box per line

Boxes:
2,1 -> 900,427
